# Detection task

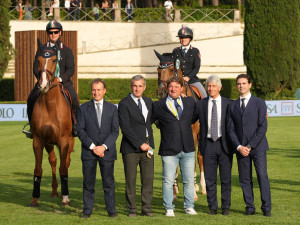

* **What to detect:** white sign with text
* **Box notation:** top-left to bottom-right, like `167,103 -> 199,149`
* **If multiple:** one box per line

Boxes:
0,100 -> 300,121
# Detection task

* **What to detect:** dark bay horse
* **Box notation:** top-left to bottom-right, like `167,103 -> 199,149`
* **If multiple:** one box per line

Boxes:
154,50 -> 207,201
30,44 -> 74,207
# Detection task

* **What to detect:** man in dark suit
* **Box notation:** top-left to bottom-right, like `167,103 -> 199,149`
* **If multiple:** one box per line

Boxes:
77,78 -> 119,219
196,75 -> 233,216
152,76 -> 198,217
227,74 -> 272,217
118,75 -> 155,217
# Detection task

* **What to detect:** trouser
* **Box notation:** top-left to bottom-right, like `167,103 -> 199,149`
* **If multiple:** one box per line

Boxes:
190,81 -> 207,98
237,150 -> 272,213
122,152 -> 154,214
27,84 -> 79,123
203,138 -> 232,210
82,158 -> 116,215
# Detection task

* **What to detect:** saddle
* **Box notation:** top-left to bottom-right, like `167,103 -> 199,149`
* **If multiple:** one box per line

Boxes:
189,84 -> 203,100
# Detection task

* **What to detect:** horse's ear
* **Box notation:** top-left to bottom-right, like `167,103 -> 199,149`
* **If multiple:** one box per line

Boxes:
154,49 -> 162,61
37,38 -> 42,49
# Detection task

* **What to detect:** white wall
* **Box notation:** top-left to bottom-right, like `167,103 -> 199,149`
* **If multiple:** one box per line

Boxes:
10,21 -> 244,67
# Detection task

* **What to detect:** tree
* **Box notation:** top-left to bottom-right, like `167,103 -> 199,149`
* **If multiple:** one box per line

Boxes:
0,0 -> 14,81
212,0 -> 219,6
244,0 -> 300,99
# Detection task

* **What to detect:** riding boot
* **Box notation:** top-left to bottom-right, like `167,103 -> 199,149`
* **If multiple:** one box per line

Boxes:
72,104 -> 79,137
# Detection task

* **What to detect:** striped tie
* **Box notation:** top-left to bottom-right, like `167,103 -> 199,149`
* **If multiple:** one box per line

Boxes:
211,100 -> 218,142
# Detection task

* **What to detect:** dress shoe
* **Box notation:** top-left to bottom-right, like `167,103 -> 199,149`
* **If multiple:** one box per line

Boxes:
81,214 -> 90,219
128,213 -> 136,217
263,211 -> 272,217
244,211 -> 255,216
222,209 -> 230,215
208,209 -> 217,215
108,213 -> 118,218
141,212 -> 155,217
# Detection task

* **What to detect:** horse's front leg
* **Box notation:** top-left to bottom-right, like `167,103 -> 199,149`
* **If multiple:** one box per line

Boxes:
31,138 -> 44,207
58,138 -> 71,206
45,144 -> 58,198
197,150 -> 206,195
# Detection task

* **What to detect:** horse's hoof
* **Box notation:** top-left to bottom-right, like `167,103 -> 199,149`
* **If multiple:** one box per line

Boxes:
172,196 -> 177,202
30,202 -> 39,207
51,193 -> 59,198
62,201 -> 70,207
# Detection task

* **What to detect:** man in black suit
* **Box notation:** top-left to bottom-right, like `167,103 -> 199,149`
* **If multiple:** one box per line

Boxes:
227,74 -> 272,217
118,75 -> 155,217
152,76 -> 198,217
77,78 -> 119,219
196,75 -> 233,215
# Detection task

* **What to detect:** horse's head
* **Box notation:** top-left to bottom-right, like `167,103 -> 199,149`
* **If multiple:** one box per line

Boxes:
37,46 -> 58,93
154,50 -> 182,99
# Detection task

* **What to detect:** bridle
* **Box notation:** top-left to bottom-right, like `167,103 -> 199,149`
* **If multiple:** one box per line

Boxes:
38,49 -> 59,92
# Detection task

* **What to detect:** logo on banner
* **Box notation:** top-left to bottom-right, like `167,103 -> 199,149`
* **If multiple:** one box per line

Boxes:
281,102 -> 293,115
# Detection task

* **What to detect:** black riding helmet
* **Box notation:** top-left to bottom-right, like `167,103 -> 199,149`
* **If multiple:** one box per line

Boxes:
177,26 -> 193,40
46,19 -> 63,35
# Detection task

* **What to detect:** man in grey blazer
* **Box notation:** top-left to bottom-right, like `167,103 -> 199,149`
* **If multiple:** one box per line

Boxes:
227,74 -> 272,217
77,78 -> 119,219
118,75 -> 155,217
196,75 -> 233,216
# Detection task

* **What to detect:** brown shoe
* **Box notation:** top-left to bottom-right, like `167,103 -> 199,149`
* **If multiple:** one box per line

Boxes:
141,212 -> 155,217
208,209 -> 217,215
222,209 -> 230,215
108,213 -> 118,218
128,213 -> 136,217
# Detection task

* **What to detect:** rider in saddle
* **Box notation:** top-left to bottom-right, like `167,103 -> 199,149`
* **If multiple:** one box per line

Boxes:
23,19 -> 79,138
172,26 -> 207,98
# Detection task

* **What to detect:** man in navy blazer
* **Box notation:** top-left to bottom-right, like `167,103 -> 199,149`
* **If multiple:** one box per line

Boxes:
77,78 -> 119,219
227,74 -> 272,217
152,76 -> 198,217
196,75 -> 233,216
118,75 -> 155,217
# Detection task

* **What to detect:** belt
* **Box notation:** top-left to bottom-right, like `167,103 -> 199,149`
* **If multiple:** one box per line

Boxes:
207,137 -> 222,142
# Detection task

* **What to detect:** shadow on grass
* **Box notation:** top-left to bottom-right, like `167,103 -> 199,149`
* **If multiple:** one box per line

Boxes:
0,172 -> 168,217
268,148 -> 300,158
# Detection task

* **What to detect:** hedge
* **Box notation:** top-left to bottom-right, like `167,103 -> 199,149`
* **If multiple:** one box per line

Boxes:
2,78 -> 297,103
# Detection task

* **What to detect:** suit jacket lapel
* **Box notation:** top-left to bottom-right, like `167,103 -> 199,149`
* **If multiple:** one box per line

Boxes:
88,100 -> 100,128
203,98 -> 209,125
127,95 -> 144,118
221,97 -> 226,128
162,96 -> 177,119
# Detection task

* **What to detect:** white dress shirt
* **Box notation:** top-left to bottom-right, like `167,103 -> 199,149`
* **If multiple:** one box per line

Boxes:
181,44 -> 191,54
130,93 -> 149,137
89,99 -> 107,150
240,92 -> 252,108
166,95 -> 184,120
207,95 -> 222,138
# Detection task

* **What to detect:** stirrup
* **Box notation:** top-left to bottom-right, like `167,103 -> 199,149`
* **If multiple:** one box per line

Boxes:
22,123 -> 33,139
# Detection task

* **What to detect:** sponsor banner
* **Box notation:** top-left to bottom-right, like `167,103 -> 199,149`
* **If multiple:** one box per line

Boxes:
0,100 -> 300,121
0,104 -> 28,121
266,100 -> 300,117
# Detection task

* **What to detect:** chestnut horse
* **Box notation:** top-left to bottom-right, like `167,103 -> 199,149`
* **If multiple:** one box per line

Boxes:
30,44 -> 74,207
154,50 -> 206,201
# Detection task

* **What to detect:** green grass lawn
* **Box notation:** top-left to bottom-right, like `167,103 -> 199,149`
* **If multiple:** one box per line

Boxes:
0,117 -> 300,224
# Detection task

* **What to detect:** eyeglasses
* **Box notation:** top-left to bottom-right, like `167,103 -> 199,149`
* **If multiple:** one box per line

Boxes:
48,31 -> 60,35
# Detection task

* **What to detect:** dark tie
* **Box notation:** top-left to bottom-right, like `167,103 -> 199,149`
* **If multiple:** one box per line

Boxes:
96,102 -> 102,127
138,98 -> 142,112
211,99 -> 218,142
241,98 -> 246,114
173,98 -> 183,119
182,48 -> 186,57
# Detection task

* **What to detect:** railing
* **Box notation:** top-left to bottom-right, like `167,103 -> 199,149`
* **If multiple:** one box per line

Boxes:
9,6 -> 238,22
